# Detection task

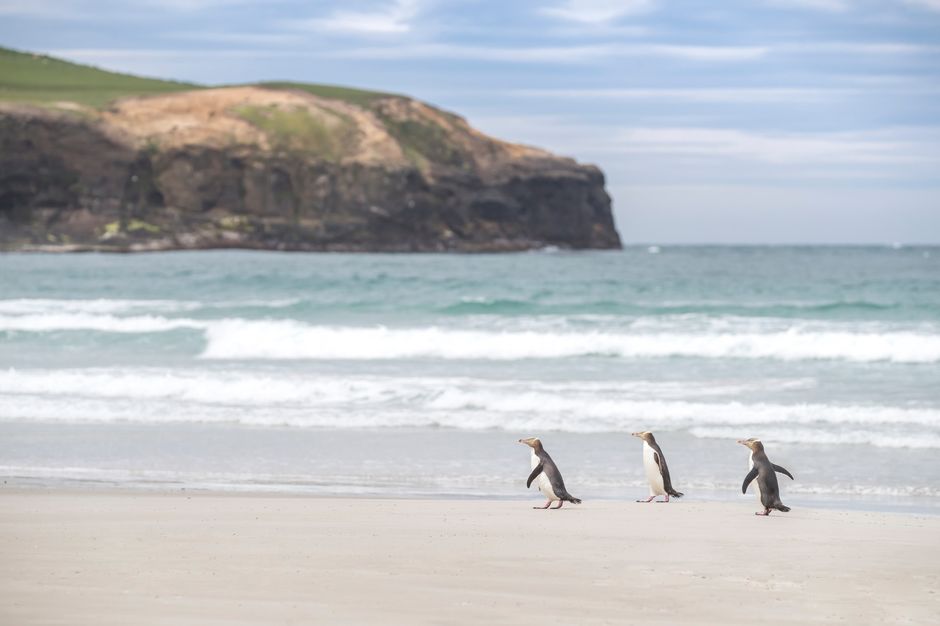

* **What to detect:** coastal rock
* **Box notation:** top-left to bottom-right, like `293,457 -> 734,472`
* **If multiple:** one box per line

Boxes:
0,87 -> 620,252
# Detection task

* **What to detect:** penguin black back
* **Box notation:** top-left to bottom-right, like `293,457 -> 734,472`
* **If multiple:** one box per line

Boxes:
518,437 -> 582,505
738,439 -> 793,516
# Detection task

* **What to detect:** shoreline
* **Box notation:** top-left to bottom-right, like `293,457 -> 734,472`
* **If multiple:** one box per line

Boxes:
0,240 -> 612,254
3,479 -> 940,517
2,489 -> 938,625
4,421 -> 938,517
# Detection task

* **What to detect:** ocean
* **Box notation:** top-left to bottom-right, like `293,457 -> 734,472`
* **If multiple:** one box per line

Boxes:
1,247 -> 938,512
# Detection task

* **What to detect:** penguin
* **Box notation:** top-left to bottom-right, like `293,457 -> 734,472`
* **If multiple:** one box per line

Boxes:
738,438 -> 793,516
631,431 -> 683,502
518,437 -> 582,509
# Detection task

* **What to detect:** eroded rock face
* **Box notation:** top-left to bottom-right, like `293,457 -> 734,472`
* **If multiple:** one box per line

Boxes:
0,88 -> 621,252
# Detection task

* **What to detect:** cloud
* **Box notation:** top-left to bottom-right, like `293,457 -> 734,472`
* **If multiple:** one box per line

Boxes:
467,114 -> 940,184
540,0 -> 657,24
646,44 -> 769,61
141,0 -> 253,10
902,0 -> 940,12
0,0 -> 253,18
47,48 -> 292,61
610,127 -> 929,166
165,31 -> 301,45
766,0 -> 940,14
330,42 -> 767,63
47,42 -> 765,69
506,81 -> 940,103
290,0 -> 422,35
781,41 -> 940,54
507,87 -> 852,103
764,0 -> 850,12
0,0 -> 96,18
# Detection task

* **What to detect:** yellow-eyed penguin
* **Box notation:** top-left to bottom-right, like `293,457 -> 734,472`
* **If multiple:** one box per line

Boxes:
738,438 -> 793,516
631,431 -> 683,502
518,437 -> 582,509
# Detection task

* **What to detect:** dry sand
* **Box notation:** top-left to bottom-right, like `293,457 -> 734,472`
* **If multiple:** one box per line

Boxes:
1,489 -> 938,625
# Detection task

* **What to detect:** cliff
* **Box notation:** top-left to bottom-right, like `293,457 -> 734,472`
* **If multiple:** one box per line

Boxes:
0,49 -> 621,252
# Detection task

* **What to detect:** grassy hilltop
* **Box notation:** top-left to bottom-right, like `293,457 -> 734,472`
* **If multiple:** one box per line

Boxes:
0,47 -> 195,107
0,46 -> 394,109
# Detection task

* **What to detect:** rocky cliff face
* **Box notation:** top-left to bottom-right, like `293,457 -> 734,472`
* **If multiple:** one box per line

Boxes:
0,86 -> 620,252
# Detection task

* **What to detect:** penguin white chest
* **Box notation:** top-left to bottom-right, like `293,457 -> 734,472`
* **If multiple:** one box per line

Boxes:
749,452 -> 762,500
531,451 -> 558,501
642,442 -> 666,496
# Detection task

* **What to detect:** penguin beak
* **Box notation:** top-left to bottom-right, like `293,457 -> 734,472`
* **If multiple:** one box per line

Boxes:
630,432 -> 640,438
736,439 -> 747,446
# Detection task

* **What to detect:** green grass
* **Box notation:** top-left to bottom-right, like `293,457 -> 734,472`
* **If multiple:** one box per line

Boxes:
0,47 -> 399,110
235,104 -> 357,160
378,114 -> 466,168
257,81 -> 397,108
0,46 -> 198,108
1,46 -> 414,114
0,46 -> 469,165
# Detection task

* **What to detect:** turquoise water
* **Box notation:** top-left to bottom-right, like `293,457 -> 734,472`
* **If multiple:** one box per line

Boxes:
1,247 -> 938,511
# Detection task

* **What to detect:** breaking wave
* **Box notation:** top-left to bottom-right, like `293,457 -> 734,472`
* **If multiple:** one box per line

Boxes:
2,368 -> 938,447
199,320 -> 940,363
3,311 -> 939,363
688,426 -> 940,449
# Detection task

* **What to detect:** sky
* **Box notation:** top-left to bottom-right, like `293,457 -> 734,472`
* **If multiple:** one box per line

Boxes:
2,0 -> 939,243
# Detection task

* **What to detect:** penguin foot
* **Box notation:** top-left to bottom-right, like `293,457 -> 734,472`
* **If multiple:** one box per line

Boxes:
755,509 -> 771,516
534,500 -> 552,509
656,495 -> 671,503
551,501 -> 564,509
636,496 -> 657,503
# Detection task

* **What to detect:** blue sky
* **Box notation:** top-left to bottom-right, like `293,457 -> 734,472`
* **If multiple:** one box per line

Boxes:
2,0 -> 939,243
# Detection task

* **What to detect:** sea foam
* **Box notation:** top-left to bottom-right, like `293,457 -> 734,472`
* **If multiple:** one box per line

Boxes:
0,298 -> 299,316
0,313 -> 204,333
2,368 -> 938,447
0,300 -> 940,363
199,319 -> 940,363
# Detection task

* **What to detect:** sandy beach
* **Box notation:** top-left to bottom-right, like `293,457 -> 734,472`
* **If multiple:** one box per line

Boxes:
1,490 -> 938,625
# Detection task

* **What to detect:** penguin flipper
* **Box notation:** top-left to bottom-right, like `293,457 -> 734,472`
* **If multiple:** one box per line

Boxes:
742,467 -> 759,494
526,463 -> 544,489
772,464 -> 794,480
653,451 -> 683,497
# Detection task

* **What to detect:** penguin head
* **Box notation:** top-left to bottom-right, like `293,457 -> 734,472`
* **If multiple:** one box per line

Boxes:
737,438 -> 763,452
631,431 -> 656,444
518,437 -> 542,449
